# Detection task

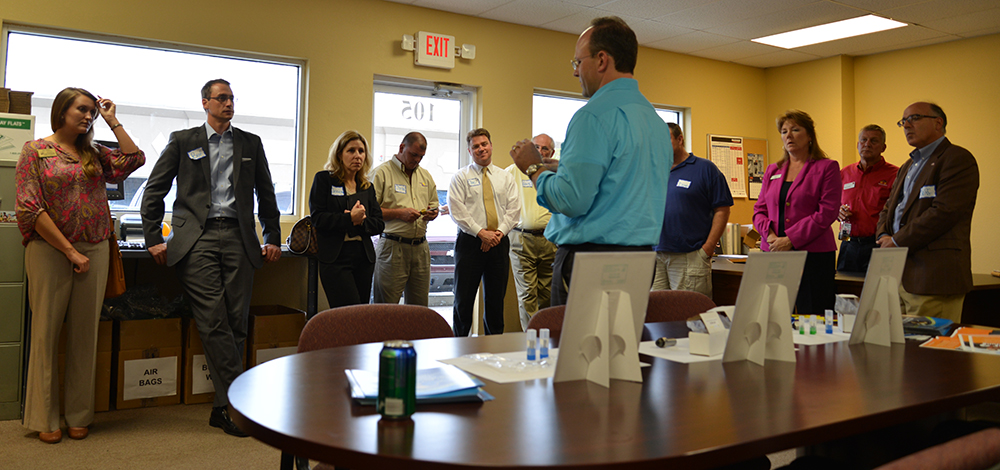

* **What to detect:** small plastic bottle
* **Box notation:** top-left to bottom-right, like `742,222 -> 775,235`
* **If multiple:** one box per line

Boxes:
825,309 -> 834,334
799,317 -> 805,335
539,329 -> 550,360
526,329 -> 537,361
809,315 -> 817,335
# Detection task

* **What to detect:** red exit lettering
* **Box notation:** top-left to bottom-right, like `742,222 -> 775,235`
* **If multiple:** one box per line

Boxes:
426,35 -> 451,58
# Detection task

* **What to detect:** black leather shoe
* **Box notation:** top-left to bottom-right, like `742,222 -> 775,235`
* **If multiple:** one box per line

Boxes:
210,406 -> 249,438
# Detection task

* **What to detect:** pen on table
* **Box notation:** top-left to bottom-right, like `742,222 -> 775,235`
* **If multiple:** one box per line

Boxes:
655,337 -> 677,348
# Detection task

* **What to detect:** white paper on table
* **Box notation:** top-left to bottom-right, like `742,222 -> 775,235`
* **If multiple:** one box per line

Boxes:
439,349 -> 649,384
792,329 -> 851,345
638,339 -> 723,363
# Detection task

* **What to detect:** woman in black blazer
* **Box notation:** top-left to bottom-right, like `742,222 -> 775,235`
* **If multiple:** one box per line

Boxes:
309,130 -> 384,307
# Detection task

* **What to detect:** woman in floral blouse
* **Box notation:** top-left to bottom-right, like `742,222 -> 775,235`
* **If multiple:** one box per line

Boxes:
16,87 -> 144,444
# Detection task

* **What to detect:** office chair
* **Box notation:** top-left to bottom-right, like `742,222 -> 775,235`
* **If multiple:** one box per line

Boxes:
645,290 -> 717,323
875,427 -> 1000,470
526,305 -> 566,343
290,303 -> 454,470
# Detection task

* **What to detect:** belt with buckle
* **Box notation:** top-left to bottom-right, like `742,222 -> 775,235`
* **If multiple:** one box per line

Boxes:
208,217 -> 237,223
382,233 -> 426,245
513,227 -> 546,236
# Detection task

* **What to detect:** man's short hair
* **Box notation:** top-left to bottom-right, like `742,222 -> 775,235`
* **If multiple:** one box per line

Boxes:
666,122 -> 683,139
928,102 -> 947,132
401,131 -> 426,148
201,79 -> 230,100
588,17 -> 638,74
859,124 -> 886,142
467,128 -> 491,146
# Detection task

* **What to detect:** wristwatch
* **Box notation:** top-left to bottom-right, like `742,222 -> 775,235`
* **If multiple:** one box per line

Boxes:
524,162 -> 544,177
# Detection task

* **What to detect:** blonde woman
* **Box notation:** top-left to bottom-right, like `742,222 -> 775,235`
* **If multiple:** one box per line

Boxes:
16,87 -> 144,443
309,130 -> 384,308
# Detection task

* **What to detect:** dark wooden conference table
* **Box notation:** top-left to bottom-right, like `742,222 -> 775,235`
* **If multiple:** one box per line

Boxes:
229,322 -> 1000,470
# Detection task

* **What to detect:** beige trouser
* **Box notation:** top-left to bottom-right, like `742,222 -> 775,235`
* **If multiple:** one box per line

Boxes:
373,237 -> 431,306
24,239 -> 109,433
899,285 -> 965,323
652,249 -> 713,298
508,229 -> 557,331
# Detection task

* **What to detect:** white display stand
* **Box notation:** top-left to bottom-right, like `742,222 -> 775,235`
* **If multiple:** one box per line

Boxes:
553,252 -> 656,388
849,247 -> 908,347
723,251 -> 807,366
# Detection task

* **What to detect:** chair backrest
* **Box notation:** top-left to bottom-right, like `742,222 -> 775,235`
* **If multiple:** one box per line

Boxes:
646,290 -> 717,323
875,427 -> 1000,470
297,304 -> 454,353
526,305 -> 566,342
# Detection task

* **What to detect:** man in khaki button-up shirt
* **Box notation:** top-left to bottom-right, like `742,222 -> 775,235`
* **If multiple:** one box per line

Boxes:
505,134 -> 558,330
370,132 -> 439,306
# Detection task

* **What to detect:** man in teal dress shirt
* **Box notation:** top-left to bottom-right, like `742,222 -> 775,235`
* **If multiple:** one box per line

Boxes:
510,16 -> 672,305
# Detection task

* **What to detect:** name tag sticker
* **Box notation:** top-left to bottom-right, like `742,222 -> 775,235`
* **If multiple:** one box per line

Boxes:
468,178 -> 480,187
770,174 -> 782,180
521,179 -> 533,188
187,148 -> 206,160
331,186 -> 346,196
919,185 -> 936,198
37,148 -> 57,158
394,184 -> 407,194
677,179 -> 691,189
844,182 -> 856,190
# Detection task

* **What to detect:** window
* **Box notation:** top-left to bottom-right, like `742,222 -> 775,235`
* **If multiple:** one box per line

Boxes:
532,93 -> 683,157
1,26 -> 304,215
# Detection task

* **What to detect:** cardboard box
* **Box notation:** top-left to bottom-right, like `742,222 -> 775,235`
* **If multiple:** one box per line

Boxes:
182,318 -> 214,404
114,318 -> 182,410
58,320 -> 113,413
247,305 -> 305,369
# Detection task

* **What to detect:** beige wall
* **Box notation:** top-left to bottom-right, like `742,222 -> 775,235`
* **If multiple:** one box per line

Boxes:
4,0 -> 997,318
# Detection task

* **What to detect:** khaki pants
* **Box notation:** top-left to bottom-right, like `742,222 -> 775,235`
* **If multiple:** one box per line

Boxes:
508,230 -> 557,330
373,237 -> 431,306
652,249 -> 712,298
899,285 -> 965,323
24,239 -> 109,433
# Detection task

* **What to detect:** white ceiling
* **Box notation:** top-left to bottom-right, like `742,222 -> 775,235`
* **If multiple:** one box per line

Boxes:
384,0 -> 1000,68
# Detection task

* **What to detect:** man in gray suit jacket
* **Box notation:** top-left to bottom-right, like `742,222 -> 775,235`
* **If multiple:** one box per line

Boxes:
877,102 -> 979,322
141,79 -> 281,437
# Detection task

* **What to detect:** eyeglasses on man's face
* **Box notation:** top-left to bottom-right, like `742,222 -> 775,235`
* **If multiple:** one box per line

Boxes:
208,94 -> 237,104
570,54 -> 595,71
896,114 -> 937,127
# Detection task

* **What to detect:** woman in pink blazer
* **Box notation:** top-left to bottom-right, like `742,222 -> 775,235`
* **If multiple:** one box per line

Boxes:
753,110 -> 842,316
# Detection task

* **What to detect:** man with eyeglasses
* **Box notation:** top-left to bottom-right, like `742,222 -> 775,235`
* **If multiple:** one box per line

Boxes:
876,102 -> 979,321
837,125 -> 898,274
509,16 -> 671,305
505,134 -> 558,330
141,78 -> 281,437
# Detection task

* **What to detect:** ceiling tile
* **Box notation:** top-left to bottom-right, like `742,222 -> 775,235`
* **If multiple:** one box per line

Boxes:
409,0 -> 513,16
539,10 -> 599,34
849,34 -> 960,56
482,0 -> 588,26
596,0 -> 718,19
958,25 -> 1000,38
882,0 -> 998,24
921,8 -> 1000,35
561,0 -> 616,7
792,23 -> 948,56
645,30 -> 740,53
706,1 -> 866,39
383,0 -> 419,4
828,0 -> 930,12
730,49 -> 822,68
657,0 -> 813,31
691,40 -> 783,61
625,17 -> 692,43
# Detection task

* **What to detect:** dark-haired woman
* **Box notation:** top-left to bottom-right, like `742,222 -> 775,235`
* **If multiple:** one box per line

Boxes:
16,87 -> 144,443
310,130 -> 384,308
753,110 -> 841,316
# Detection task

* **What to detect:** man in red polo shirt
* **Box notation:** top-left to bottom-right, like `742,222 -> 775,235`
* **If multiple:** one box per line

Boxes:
837,124 -> 898,273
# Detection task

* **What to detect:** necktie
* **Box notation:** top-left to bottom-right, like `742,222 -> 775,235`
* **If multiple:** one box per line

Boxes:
482,167 -> 499,231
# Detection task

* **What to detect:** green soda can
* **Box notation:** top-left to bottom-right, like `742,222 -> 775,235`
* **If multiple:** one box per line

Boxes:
378,340 -> 416,419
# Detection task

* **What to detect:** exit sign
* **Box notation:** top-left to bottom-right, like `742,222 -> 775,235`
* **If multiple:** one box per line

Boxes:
415,31 -> 455,69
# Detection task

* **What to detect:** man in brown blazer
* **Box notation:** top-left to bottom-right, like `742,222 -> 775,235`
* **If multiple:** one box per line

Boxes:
876,102 -> 979,321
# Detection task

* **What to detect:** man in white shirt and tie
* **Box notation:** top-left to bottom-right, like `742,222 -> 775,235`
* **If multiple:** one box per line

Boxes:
448,128 -> 521,336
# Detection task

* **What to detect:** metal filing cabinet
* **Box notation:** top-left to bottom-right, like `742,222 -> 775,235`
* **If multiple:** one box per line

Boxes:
0,113 -> 34,420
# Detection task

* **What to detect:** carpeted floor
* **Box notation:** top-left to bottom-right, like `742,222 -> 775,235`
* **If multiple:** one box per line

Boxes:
0,402 -> 796,469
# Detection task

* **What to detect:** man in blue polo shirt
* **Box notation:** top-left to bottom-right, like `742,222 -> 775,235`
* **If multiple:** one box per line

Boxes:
653,123 -> 732,298
510,16 -> 672,305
